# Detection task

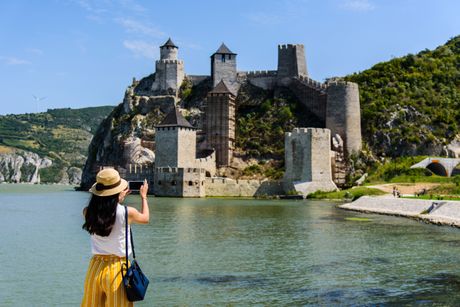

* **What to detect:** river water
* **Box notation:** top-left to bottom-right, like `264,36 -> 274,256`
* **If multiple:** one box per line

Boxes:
2,184 -> 460,306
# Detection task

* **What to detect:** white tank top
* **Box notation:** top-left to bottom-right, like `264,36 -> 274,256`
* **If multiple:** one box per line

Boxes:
90,204 -> 132,257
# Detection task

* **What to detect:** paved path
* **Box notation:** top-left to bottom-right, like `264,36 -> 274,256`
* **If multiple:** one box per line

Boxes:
340,196 -> 460,228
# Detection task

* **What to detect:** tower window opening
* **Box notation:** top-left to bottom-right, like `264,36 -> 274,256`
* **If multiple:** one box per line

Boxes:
171,180 -> 177,186
188,181 -> 193,186
221,54 -> 225,62
228,54 -> 232,60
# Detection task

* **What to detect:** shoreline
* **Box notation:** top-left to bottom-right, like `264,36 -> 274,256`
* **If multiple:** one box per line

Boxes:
340,196 -> 460,228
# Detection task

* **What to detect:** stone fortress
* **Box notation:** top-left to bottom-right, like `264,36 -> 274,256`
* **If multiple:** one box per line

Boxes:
93,38 -> 362,197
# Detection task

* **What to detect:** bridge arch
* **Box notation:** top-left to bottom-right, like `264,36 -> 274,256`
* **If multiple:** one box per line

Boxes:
426,162 -> 448,177
452,163 -> 460,177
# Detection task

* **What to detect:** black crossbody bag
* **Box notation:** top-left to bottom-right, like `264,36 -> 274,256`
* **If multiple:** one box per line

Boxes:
122,206 -> 150,302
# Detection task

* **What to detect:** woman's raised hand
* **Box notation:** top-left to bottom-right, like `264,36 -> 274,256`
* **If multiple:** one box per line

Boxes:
140,179 -> 149,199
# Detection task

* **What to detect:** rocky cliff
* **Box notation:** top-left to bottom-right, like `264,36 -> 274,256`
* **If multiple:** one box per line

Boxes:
0,148 -> 52,184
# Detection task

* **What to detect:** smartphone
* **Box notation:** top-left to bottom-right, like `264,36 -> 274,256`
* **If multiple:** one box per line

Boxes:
128,181 -> 143,191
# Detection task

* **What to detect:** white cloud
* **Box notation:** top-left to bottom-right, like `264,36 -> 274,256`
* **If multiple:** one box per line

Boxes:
27,48 -> 44,55
341,0 -> 375,11
72,0 -> 108,14
123,40 -> 157,58
0,56 -> 31,65
118,0 -> 146,13
116,18 -> 165,38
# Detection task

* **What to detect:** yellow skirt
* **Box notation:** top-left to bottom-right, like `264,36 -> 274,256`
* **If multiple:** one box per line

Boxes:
81,254 -> 133,307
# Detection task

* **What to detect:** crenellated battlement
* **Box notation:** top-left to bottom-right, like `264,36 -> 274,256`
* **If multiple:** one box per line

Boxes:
296,75 -> 327,90
156,59 -> 184,65
244,70 -> 278,78
326,80 -> 359,89
288,127 -> 331,137
278,44 -> 303,50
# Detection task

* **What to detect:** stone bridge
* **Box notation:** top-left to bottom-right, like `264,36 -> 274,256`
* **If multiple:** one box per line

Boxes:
410,157 -> 460,177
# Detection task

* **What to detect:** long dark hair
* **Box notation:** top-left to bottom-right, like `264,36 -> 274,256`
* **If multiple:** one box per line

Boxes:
82,194 -> 119,236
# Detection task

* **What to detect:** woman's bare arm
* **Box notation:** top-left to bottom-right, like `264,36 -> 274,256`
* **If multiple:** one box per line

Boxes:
128,179 -> 150,224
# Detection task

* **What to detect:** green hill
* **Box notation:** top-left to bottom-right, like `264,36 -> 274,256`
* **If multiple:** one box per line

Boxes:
345,35 -> 460,157
0,106 -> 114,168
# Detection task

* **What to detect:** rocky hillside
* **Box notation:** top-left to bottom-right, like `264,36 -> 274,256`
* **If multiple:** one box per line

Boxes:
345,35 -> 460,158
0,106 -> 113,184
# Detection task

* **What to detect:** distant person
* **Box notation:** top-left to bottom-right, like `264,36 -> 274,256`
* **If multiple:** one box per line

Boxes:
81,168 -> 150,306
393,186 -> 397,197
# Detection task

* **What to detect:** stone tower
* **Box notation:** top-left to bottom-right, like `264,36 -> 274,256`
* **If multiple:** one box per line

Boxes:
205,80 -> 236,167
277,44 -> 308,86
325,81 -> 362,155
283,128 -> 337,195
154,107 -> 196,168
211,43 -> 237,90
151,38 -> 185,95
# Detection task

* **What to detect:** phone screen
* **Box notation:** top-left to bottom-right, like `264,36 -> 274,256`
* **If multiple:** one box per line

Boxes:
128,181 -> 143,191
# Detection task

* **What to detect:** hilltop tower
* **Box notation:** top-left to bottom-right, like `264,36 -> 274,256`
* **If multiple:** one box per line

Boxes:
151,38 -> 184,95
205,80 -> 236,167
325,81 -> 362,155
283,128 -> 337,195
211,43 -> 237,90
277,44 -> 308,86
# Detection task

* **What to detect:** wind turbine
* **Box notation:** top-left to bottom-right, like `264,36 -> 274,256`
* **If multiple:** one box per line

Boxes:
32,95 -> 47,113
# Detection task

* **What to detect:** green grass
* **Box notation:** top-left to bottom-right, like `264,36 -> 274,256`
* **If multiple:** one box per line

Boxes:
388,175 -> 454,183
307,187 -> 386,200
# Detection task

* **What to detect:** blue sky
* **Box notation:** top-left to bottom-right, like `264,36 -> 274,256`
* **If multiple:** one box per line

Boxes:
0,0 -> 458,115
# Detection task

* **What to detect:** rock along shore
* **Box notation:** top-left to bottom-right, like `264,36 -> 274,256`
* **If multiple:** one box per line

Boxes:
340,196 -> 460,228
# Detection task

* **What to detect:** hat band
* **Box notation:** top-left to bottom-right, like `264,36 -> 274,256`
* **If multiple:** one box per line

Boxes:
95,179 -> 121,191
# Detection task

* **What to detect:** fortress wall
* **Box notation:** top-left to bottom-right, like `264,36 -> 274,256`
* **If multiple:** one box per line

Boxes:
182,168 -> 206,197
196,151 -> 216,176
277,44 -> 308,86
326,81 -> 362,155
152,60 -> 184,94
248,76 -> 277,90
284,128 -> 333,182
244,70 -> 278,77
177,127 -> 197,167
211,54 -> 237,88
153,167 -> 184,197
205,178 -> 284,197
165,61 -> 184,93
187,75 -> 209,85
153,167 -> 205,197
205,93 -> 235,167
288,78 -> 327,123
160,46 -> 178,60
283,128 -> 337,195
236,71 -> 278,90
155,128 -> 179,167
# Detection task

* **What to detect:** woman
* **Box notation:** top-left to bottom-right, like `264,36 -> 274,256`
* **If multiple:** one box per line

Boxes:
81,168 -> 150,307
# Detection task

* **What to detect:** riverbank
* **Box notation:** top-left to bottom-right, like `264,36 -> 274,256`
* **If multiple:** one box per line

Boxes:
340,196 -> 460,228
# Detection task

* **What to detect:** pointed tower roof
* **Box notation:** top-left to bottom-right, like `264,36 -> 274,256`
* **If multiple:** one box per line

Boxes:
213,43 -> 236,55
161,38 -> 178,48
209,80 -> 235,95
156,107 -> 194,129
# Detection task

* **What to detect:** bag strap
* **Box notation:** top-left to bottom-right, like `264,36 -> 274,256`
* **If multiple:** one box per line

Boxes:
124,206 -> 136,268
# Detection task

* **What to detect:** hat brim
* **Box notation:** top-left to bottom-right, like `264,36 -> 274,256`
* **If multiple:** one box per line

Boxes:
89,179 -> 129,197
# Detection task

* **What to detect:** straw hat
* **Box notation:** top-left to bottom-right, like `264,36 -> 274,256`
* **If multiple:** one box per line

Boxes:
90,168 -> 128,197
